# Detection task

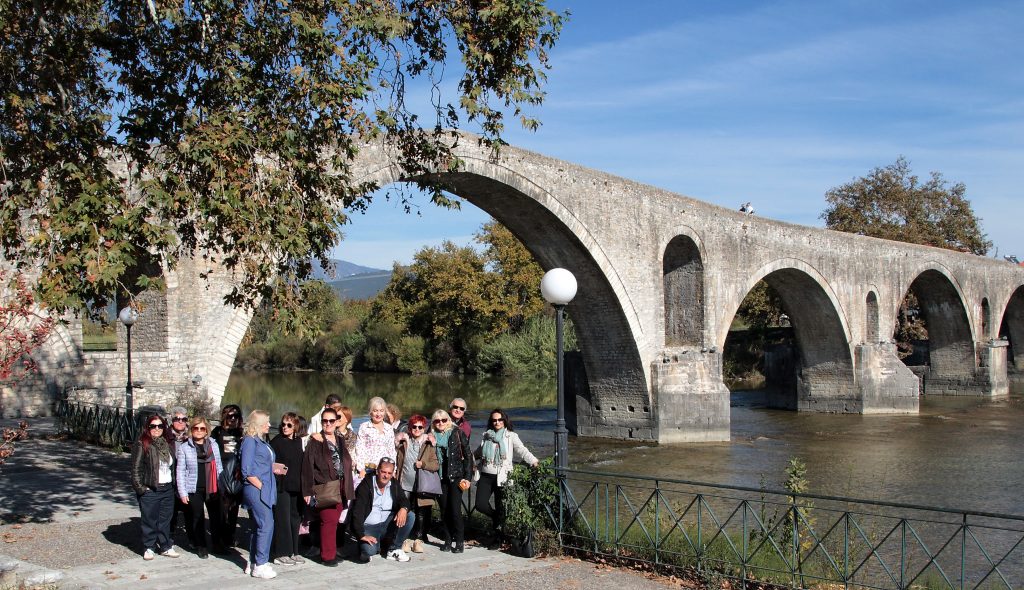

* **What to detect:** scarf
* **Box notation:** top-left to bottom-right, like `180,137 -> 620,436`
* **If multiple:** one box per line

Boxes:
434,427 -> 452,466
193,438 -> 218,495
151,435 -> 172,463
481,428 -> 509,468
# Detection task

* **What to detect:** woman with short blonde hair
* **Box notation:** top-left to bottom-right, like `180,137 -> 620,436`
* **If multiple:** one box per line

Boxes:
241,410 -> 278,578
431,408 -> 472,552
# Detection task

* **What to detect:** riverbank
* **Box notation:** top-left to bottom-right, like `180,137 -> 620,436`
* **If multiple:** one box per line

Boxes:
0,418 -> 675,589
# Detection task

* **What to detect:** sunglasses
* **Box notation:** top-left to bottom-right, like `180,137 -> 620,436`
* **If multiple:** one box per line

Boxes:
379,457 -> 396,465
433,418 -> 448,424
148,423 -> 164,430
409,424 -> 426,430
281,423 -> 294,428
321,418 -> 337,424
191,426 -> 207,432
490,418 -> 505,423
450,405 -> 466,411
171,417 -> 188,423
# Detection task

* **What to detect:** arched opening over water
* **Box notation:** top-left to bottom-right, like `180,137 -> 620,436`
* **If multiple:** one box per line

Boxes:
865,291 -> 879,343
725,266 -> 853,410
662,235 -> 704,348
897,269 -> 974,380
999,285 -> 1024,376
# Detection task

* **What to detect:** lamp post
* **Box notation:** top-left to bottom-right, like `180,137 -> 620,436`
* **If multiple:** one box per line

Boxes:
541,268 -> 577,473
118,306 -> 139,420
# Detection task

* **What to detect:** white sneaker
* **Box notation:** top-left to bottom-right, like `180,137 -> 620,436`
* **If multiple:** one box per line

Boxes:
143,549 -> 155,561
386,549 -> 410,562
251,564 -> 278,579
161,548 -> 180,558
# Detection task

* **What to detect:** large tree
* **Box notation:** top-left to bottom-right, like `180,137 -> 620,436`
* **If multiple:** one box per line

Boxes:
0,1 -> 564,315
821,157 -> 991,357
821,156 -> 991,255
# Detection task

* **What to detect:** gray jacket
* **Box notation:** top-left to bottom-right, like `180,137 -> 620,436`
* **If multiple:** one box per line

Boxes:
175,438 -> 223,498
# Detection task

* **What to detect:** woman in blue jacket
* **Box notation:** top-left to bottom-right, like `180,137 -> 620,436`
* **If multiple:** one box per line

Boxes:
241,410 -> 277,579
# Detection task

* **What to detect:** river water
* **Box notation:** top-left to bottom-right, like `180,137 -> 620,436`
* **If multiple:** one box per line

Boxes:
224,370 -> 1024,516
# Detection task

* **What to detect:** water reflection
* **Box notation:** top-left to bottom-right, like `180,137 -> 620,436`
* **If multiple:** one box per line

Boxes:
224,371 -> 1024,515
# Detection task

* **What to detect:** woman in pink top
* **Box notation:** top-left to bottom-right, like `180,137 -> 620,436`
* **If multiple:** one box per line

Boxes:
352,397 -> 398,486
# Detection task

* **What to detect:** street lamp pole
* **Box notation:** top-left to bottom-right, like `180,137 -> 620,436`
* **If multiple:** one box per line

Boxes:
118,306 -> 139,420
541,268 -> 577,473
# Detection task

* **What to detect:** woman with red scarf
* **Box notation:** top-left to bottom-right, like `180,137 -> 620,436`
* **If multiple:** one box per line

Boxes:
175,416 -> 224,558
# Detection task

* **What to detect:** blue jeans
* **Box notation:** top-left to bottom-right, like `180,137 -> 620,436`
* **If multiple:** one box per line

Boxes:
360,511 -> 416,559
243,485 -> 274,566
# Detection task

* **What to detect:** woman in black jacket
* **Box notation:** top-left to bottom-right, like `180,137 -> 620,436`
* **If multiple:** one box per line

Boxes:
130,413 -> 179,561
430,408 -> 472,553
210,404 -> 244,551
300,408 -> 354,566
269,412 -> 305,566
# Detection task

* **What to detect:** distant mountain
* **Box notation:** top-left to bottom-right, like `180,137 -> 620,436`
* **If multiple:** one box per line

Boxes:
327,271 -> 393,300
310,258 -> 385,281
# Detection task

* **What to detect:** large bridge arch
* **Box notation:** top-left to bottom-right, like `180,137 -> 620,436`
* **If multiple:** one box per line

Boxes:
347,152 -> 654,438
720,259 -> 857,411
897,267 -> 975,382
999,285 -> 1024,378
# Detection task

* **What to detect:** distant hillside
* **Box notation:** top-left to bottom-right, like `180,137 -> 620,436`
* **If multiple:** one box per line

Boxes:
311,258 -> 385,281
327,271 -> 392,300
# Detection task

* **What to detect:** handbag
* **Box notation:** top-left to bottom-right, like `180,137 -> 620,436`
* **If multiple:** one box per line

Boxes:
312,479 -> 342,509
414,469 -> 442,499
218,453 -> 243,497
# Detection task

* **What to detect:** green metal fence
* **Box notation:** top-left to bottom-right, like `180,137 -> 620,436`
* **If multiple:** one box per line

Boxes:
55,397 -> 138,450
556,469 -> 1024,590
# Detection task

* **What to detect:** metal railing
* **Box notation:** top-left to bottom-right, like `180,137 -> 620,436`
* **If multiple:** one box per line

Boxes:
55,397 -> 139,450
555,469 -> 1024,590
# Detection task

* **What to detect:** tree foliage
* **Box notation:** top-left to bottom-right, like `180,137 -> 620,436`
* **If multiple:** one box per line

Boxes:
1,269 -> 56,381
368,219 -> 544,370
821,156 -> 991,255
0,0 -> 565,315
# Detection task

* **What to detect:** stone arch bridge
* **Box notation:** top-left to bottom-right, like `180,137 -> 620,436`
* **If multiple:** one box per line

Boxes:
11,137 -> 1024,442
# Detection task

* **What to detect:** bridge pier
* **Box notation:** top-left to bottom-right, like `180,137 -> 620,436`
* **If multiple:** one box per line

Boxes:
918,340 -> 1009,397
853,342 -> 920,413
651,351 -> 730,443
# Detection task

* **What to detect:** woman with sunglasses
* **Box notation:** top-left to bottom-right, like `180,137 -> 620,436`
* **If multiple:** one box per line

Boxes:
130,413 -> 180,561
211,404 -> 244,550
431,408 -> 472,553
175,417 -> 223,558
475,409 -> 539,549
269,412 -> 305,566
395,414 -> 438,553
300,408 -> 354,566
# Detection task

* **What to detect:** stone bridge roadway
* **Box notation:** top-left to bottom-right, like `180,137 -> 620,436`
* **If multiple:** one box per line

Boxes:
20,135 -> 1024,443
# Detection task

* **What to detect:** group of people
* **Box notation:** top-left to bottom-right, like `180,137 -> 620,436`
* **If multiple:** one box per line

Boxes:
130,395 -> 540,580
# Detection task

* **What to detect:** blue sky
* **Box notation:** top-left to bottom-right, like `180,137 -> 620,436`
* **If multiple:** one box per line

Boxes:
332,0 -> 1024,270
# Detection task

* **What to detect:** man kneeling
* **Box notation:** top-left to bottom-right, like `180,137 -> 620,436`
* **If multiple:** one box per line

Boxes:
347,456 -> 415,562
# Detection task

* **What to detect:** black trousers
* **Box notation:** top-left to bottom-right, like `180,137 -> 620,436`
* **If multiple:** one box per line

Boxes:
174,494 -> 195,545
474,472 -> 506,532
411,493 -> 433,541
438,480 -> 465,544
138,484 -> 175,553
272,490 -> 302,559
186,491 -> 223,549
219,492 -> 241,547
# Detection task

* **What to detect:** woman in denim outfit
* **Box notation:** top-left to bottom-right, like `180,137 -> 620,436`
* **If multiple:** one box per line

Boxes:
240,410 -> 277,579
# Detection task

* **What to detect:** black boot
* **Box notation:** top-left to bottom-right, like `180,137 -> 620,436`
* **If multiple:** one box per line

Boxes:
440,535 -> 451,552
452,541 -> 464,554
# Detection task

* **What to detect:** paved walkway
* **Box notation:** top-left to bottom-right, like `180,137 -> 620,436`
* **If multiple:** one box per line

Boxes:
0,419 -> 674,589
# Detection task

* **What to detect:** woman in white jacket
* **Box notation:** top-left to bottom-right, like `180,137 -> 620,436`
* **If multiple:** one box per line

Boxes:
474,408 -> 539,549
